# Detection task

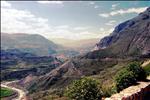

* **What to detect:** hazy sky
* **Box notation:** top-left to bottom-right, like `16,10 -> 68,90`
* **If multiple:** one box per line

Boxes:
1,1 -> 150,40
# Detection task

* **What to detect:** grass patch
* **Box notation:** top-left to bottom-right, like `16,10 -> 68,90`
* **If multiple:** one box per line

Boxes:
143,63 -> 150,76
0,87 -> 14,98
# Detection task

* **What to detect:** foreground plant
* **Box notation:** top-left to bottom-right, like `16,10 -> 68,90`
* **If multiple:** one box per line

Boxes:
115,62 -> 146,92
65,77 -> 102,100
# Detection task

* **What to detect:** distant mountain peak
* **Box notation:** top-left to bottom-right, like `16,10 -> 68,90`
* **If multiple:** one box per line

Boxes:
94,7 -> 150,57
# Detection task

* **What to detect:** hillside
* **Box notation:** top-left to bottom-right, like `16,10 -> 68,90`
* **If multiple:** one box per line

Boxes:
1,33 -> 59,56
1,49 -> 62,81
21,57 -> 125,93
91,7 -> 150,58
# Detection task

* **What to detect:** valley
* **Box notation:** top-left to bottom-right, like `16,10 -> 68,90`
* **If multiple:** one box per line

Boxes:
1,1 -> 150,100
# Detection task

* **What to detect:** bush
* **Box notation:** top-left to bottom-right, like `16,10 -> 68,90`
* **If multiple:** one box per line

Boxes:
115,68 -> 136,92
115,62 -> 146,92
101,84 -> 117,97
65,77 -> 102,100
127,62 -> 146,81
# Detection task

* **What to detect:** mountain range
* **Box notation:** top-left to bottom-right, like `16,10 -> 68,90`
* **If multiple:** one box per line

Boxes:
19,6 -> 150,97
1,33 -> 97,58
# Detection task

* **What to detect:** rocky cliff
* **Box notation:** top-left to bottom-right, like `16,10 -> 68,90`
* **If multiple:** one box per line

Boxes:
95,7 -> 150,57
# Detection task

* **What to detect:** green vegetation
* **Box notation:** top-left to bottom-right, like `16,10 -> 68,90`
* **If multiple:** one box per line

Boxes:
0,87 -> 14,98
65,77 -> 102,100
89,61 -> 131,97
115,62 -> 146,92
29,61 -> 148,99
143,63 -> 150,76
115,68 -> 136,92
101,84 -> 117,97
126,62 -> 146,80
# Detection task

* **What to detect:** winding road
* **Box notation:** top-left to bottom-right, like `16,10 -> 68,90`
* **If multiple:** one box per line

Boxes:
1,81 -> 27,100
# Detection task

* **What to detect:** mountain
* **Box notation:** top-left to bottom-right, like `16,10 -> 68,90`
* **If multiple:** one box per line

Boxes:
50,38 -> 99,53
18,7 -> 150,98
92,7 -> 150,58
1,33 -> 59,56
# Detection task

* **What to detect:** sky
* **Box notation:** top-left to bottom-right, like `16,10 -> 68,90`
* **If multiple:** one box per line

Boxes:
1,1 -> 150,40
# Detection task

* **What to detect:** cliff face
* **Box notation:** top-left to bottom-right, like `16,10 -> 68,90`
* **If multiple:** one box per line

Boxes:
96,7 -> 150,57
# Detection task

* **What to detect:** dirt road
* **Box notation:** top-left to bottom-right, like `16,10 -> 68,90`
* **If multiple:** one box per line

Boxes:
1,81 -> 27,100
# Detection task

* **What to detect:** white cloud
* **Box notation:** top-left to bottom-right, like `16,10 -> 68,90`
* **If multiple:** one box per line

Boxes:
88,2 -> 99,9
1,1 -> 108,40
99,28 -> 104,31
1,1 -> 11,8
105,20 -> 116,26
1,3 -> 99,40
89,1 -> 95,5
74,27 -> 89,31
99,7 -> 148,18
37,1 -> 63,4
111,3 -> 120,10
56,25 -> 69,29
1,1 -> 52,36
99,14 -> 109,18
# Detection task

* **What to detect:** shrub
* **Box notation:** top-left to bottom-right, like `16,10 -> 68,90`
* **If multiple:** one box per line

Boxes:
115,68 -> 136,92
115,62 -> 146,92
65,77 -> 102,100
127,62 -> 146,81
101,84 -> 117,97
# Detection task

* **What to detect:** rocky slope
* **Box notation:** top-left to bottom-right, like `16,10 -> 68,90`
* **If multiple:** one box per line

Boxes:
94,7 -> 150,57
20,57 -> 119,93
20,60 -> 82,92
